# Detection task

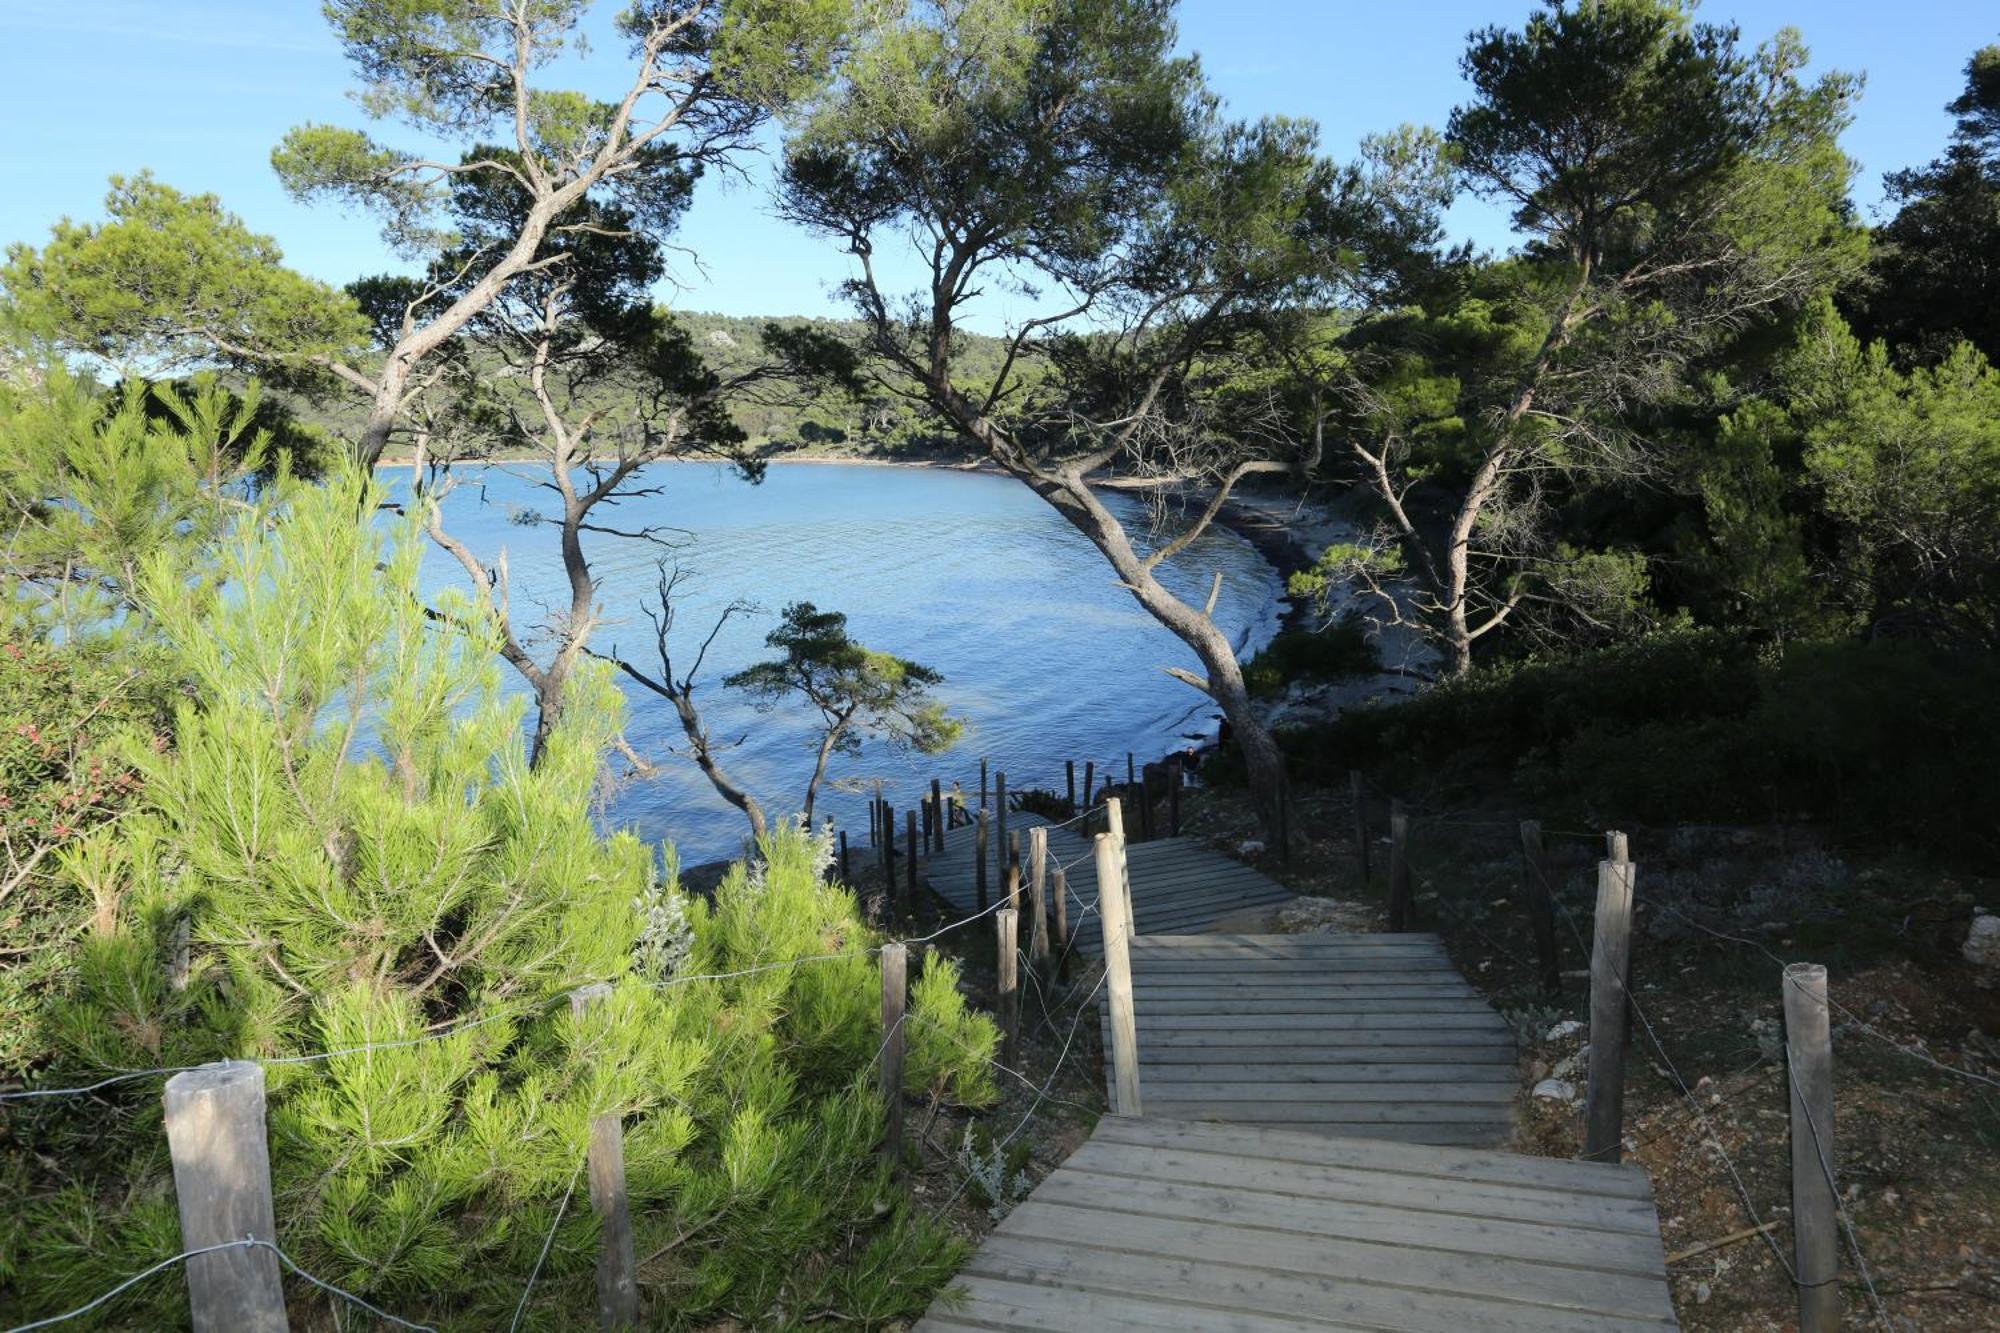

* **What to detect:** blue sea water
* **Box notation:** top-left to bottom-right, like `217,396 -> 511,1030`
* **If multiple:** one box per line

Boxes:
395,462 -> 1282,863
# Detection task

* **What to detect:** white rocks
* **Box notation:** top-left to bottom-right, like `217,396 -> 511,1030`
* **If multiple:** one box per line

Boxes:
1237,839 -> 1266,857
1545,1019 -> 1585,1043
1965,910 -> 2000,987
1531,1078 -> 1579,1104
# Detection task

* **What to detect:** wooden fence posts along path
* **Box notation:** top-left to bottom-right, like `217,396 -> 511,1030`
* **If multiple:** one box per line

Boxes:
916,775 -> 1680,1331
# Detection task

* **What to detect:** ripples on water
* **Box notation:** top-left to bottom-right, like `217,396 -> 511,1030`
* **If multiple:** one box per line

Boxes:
395,462 -> 1283,863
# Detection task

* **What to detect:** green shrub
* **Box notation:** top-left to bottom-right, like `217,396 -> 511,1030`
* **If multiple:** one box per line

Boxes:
1310,626 -> 1999,863
1241,620 -> 1379,699
3,475 -> 995,1330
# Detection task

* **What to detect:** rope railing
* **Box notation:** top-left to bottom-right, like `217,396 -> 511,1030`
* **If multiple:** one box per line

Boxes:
5,1237 -> 438,1333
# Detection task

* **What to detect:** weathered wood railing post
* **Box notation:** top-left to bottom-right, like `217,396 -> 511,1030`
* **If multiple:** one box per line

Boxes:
931,778 -> 944,852
1104,796 -> 1134,936
1066,759 -> 1076,811
1167,758 -> 1182,837
1584,859 -> 1636,1163
996,908 -> 1020,1067
1349,770 -> 1370,886
1051,865 -> 1070,979
879,943 -> 908,1171
1139,763 -> 1156,841
979,758 -> 988,811
1519,820 -> 1562,998
994,771 -> 1008,870
839,829 -> 850,883
1125,752 -> 1136,791
1082,760 -> 1095,812
1387,800 -> 1412,931
1027,826 -> 1051,979
163,1061 -> 287,1333
974,808 -> 990,911
1094,832 -> 1143,1115
904,808 -> 918,904
571,984 -> 640,1329
1783,962 -> 1840,1332
880,802 -> 894,882
1606,829 -> 1629,865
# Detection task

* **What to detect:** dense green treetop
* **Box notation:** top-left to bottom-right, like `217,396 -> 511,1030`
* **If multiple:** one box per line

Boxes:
1848,43 -> 2000,366
0,176 -> 371,388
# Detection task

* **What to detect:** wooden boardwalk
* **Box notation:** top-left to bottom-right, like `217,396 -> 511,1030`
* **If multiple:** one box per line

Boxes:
925,813 -> 1295,954
918,1117 -> 1676,1332
1112,933 -> 1519,1145
916,807 -> 1678,1329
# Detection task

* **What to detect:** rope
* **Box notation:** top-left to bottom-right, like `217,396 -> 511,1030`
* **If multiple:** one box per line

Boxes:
6,1238 -> 436,1333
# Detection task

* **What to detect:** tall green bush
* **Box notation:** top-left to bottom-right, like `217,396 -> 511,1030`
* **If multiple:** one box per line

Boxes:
4,474 -> 994,1329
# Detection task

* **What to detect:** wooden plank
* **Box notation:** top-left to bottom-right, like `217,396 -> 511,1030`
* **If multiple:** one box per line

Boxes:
1030,1170 -> 1668,1276
1055,1141 -> 1663,1234
963,1233 -> 1673,1333
997,1196 -> 1673,1318
919,1274 -> 1381,1332
1136,1062 -> 1520,1084
1138,1080 -> 1517,1103
1129,1012 -> 1509,1032
1132,1046 -> 1518,1066
1092,1118 -> 1658,1200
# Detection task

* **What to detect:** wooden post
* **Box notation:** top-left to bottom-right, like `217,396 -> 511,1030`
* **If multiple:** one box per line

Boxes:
163,1061 -> 287,1333
1066,759 -> 1076,811
880,802 -> 894,881
1094,833 -> 1143,1116
571,984 -> 639,1330
1139,764 -> 1155,841
1387,800 -> 1412,932
872,781 -> 884,844
931,778 -> 944,853
1104,796 -> 1134,936
996,908 -> 1020,1068
1584,859 -> 1636,1163
839,830 -> 849,882
1005,843 -> 1021,915
1051,865 -> 1070,978
1168,759 -> 1181,837
1349,770 -> 1370,886
1519,820 -> 1562,999
1783,962 -> 1840,1333
995,771 -> 1008,871
974,809 -> 990,911
1606,829 -> 1630,865
1126,752 -> 1136,789
979,758 -> 988,811
1082,760 -> 1095,810
1027,826 -> 1051,978
879,943 -> 907,1170
905,808 -> 918,904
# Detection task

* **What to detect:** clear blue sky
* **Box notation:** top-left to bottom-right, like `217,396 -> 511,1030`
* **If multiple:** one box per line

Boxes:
2,0 -> 1994,327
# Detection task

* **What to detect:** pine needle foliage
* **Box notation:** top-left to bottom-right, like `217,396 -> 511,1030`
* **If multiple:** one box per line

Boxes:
3,472 -> 994,1329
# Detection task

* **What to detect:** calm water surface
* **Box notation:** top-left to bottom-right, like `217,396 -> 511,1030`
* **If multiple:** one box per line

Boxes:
398,462 -> 1282,863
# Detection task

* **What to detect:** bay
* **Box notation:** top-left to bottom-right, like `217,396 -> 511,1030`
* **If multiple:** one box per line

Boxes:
395,461 -> 1283,864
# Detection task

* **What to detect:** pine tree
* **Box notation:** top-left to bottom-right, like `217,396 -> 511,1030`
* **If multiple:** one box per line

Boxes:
8,472 -> 994,1329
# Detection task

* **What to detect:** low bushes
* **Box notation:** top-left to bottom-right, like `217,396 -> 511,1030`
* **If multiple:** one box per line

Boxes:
1291,627 -> 1999,864
1241,620 -> 1379,699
